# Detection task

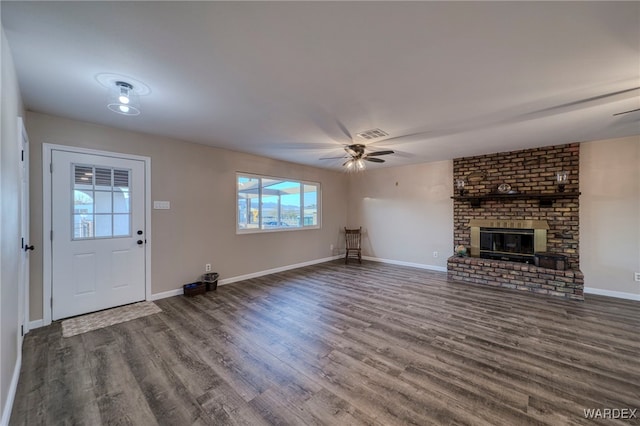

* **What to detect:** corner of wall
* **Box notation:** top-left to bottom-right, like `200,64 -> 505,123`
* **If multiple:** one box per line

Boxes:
1,25 -> 26,426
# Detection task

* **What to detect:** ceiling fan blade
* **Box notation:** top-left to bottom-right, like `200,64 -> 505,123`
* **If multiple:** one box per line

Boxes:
336,120 -> 352,141
613,108 -> 640,116
364,157 -> 385,163
367,150 -> 395,156
320,155 -> 348,160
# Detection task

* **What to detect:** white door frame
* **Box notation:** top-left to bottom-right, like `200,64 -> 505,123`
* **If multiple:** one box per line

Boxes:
18,117 -> 29,340
42,143 -> 151,326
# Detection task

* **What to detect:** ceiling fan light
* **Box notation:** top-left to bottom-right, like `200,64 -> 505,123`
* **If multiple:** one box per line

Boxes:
356,159 -> 366,170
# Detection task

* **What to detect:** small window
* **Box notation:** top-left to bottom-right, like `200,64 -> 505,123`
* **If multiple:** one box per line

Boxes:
73,164 -> 132,240
237,173 -> 320,233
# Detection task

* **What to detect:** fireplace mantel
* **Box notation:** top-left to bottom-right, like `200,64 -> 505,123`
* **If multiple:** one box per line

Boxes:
451,191 -> 580,207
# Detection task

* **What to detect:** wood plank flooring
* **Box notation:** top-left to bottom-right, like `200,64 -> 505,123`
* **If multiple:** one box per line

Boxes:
10,260 -> 640,425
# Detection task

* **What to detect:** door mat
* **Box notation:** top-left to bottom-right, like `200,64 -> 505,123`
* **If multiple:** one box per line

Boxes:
61,301 -> 162,338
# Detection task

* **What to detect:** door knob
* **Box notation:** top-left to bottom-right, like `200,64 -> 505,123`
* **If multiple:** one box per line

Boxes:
137,240 -> 144,245
24,244 -> 34,252
137,230 -> 143,235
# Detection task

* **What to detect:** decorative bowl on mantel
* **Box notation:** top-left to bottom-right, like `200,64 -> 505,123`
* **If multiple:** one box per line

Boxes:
495,183 -> 518,194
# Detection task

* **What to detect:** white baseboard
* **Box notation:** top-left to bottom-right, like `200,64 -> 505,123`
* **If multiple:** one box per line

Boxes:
362,256 -> 447,273
584,287 -> 640,301
1,349 -> 22,426
219,255 -> 342,285
149,255 -> 343,301
149,288 -> 183,301
28,319 -> 44,330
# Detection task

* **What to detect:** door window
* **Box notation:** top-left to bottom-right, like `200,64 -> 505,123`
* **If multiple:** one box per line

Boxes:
72,164 -> 131,239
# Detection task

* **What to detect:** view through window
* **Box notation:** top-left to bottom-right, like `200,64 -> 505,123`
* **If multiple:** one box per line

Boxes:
73,164 -> 131,239
237,173 -> 320,232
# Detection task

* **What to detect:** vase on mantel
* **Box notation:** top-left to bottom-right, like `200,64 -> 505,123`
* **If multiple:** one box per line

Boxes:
455,245 -> 467,257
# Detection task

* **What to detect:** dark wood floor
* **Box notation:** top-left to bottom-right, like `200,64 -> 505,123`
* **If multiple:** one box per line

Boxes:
11,260 -> 640,425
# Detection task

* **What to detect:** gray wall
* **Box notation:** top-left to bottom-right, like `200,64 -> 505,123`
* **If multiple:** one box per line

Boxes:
26,112 -> 348,321
25,110 -> 640,329
1,27 -> 24,422
346,137 -> 640,298
347,160 -> 453,270
580,135 -> 640,297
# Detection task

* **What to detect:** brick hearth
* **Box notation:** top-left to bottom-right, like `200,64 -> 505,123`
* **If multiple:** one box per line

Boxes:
448,256 -> 584,300
448,143 -> 584,300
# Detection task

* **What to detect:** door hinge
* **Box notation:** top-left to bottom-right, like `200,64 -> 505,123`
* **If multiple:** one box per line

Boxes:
21,325 -> 24,336
50,230 -> 53,241
21,237 -> 24,249
50,163 -> 53,173
21,150 -> 24,162
50,298 -> 53,308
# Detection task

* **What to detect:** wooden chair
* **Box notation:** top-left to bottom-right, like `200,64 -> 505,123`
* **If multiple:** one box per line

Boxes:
344,227 -> 362,264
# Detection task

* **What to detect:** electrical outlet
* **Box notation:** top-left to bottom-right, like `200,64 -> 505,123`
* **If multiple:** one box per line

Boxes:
433,251 -> 438,258
205,263 -> 212,272
635,272 -> 640,282
330,244 -> 334,251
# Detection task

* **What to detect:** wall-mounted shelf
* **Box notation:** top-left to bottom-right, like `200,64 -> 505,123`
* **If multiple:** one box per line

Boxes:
451,191 -> 581,207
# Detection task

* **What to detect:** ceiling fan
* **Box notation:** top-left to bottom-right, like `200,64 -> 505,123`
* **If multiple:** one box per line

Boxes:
321,143 -> 395,171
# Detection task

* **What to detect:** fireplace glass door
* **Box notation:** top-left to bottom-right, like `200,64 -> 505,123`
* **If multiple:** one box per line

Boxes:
479,228 -> 535,263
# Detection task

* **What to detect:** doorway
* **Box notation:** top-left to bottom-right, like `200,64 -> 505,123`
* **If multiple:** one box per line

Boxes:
43,145 -> 151,323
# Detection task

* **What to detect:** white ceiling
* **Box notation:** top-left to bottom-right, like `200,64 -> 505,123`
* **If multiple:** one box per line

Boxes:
2,1 -> 639,170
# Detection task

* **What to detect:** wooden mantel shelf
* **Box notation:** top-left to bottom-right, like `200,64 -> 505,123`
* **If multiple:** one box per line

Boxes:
451,191 -> 581,207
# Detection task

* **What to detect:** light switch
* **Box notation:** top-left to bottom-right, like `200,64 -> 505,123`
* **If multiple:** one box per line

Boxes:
153,201 -> 170,210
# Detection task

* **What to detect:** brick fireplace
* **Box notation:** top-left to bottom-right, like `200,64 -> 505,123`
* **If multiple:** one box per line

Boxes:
447,143 -> 584,300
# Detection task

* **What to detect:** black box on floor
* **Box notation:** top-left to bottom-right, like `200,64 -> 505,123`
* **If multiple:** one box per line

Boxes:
183,281 -> 206,296
534,253 -> 568,270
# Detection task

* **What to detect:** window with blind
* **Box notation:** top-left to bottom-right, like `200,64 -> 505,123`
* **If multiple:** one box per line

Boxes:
72,164 -> 132,239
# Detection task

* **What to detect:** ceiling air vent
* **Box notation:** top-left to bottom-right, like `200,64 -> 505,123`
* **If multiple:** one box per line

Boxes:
356,128 -> 389,140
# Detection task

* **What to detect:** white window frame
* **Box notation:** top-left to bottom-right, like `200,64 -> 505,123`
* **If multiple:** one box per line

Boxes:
236,172 -> 321,234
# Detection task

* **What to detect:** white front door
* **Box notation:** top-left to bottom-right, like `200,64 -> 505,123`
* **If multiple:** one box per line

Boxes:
51,149 -> 146,320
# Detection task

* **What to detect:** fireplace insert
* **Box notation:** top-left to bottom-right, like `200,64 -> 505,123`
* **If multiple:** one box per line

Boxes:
469,219 -> 549,264
479,227 -> 535,263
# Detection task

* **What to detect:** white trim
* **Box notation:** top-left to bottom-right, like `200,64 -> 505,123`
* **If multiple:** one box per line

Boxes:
220,255 -> 341,285
17,117 -> 30,345
42,145 -> 51,325
143,154 -> 152,306
148,255 -> 342,301
149,288 -> 183,301
584,287 -> 640,301
29,319 -> 44,330
1,350 -> 21,426
42,143 -> 152,326
362,256 -> 447,272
